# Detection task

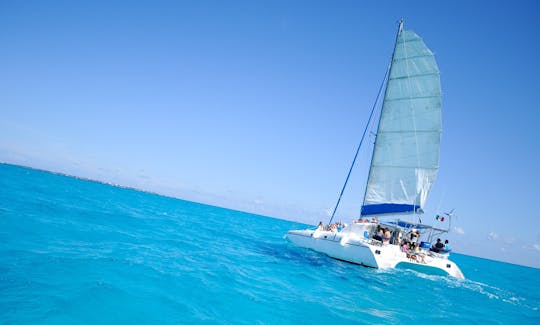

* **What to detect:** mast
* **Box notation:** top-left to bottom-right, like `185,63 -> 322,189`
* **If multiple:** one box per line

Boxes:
359,19 -> 404,216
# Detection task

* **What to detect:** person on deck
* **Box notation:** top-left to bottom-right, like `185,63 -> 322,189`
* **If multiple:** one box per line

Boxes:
431,238 -> 445,253
373,225 -> 383,241
401,241 -> 410,253
409,229 -> 419,244
444,239 -> 451,252
383,228 -> 391,243
407,243 -> 417,261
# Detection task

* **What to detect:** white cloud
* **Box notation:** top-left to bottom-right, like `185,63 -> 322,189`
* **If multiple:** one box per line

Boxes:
486,232 -> 517,245
521,244 -> 540,252
453,226 -> 465,235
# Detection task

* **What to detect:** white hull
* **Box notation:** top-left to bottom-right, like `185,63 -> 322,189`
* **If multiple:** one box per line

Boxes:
286,224 -> 464,279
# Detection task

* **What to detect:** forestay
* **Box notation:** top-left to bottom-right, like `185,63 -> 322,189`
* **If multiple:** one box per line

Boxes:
361,27 -> 442,216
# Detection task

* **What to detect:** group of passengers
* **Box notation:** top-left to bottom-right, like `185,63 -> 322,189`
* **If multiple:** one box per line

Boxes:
399,230 -> 425,263
316,221 -> 346,232
316,220 -> 452,259
401,240 -> 427,264
372,225 -> 392,243
399,232 -> 452,263
430,238 -> 451,253
354,217 -> 379,224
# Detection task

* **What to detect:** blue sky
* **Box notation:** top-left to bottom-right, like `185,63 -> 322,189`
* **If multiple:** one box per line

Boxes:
1,0 -> 539,268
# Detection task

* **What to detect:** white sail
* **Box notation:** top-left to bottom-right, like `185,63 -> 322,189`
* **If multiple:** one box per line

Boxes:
361,27 -> 442,216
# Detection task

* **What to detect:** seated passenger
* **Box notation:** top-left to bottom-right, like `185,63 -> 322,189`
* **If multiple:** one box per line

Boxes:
431,238 -> 445,253
383,228 -> 391,243
443,239 -> 451,252
407,243 -> 417,261
336,221 -> 344,232
407,243 -> 426,263
416,252 -> 426,264
401,242 -> 410,252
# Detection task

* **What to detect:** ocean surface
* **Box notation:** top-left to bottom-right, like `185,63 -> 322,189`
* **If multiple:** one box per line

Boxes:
1,163 -> 539,324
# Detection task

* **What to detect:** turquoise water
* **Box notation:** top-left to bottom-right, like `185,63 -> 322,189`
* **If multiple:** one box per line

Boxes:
1,164 -> 539,324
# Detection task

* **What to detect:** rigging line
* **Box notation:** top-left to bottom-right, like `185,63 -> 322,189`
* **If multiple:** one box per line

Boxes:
327,66 -> 390,225
436,188 -> 446,215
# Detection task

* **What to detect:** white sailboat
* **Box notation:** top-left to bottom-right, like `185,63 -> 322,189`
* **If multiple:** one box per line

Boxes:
286,20 -> 465,279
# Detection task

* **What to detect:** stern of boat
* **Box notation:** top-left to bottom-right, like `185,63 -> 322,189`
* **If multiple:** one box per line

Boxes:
395,257 -> 465,279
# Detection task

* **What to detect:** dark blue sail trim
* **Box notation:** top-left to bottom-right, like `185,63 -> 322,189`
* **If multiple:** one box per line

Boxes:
361,203 -> 420,216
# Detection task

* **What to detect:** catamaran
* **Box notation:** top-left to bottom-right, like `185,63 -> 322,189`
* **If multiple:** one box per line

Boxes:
286,20 -> 465,279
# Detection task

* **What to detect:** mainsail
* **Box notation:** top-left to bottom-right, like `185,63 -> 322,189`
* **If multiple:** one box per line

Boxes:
361,22 -> 442,216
